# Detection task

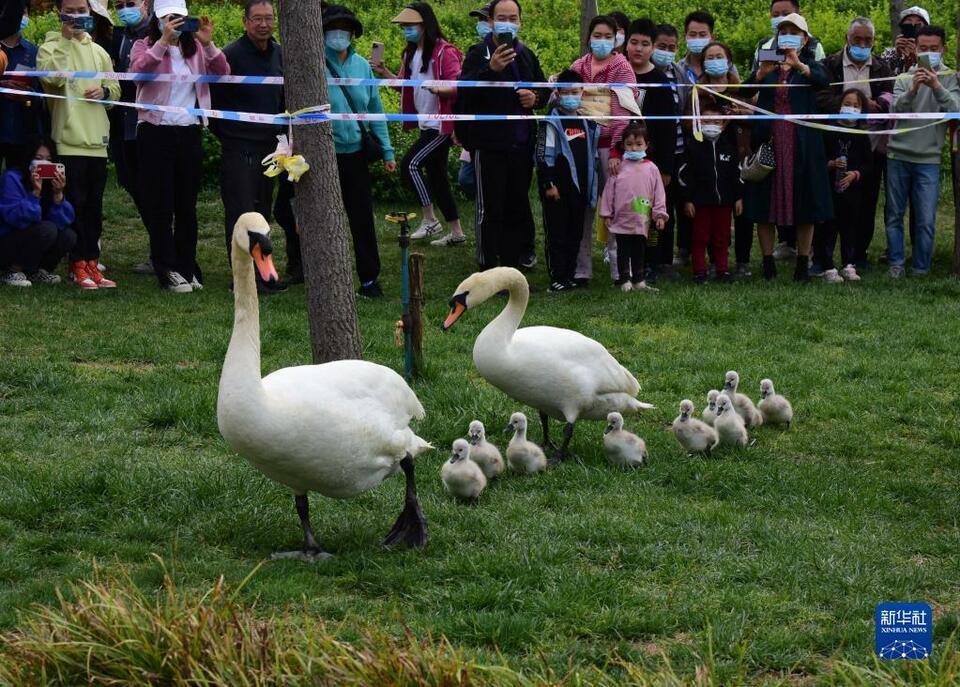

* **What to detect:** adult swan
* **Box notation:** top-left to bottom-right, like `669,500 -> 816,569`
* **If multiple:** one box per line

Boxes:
442,267 -> 653,461
218,213 -> 431,561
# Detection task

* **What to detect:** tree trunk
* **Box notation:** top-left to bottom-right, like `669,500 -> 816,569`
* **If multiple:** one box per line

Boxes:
408,253 -> 424,375
279,0 -> 363,362
954,12 -> 960,276
889,0 -> 905,38
579,0 -> 598,56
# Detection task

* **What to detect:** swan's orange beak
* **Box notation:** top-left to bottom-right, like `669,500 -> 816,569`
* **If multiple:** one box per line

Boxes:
252,244 -> 279,283
442,302 -> 466,331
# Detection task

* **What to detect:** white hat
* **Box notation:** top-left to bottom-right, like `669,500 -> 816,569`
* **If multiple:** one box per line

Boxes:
899,6 -> 930,25
89,0 -> 114,25
155,0 -> 188,18
778,12 -> 810,36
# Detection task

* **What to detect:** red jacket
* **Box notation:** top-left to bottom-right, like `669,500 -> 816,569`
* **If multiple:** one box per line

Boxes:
397,39 -> 462,136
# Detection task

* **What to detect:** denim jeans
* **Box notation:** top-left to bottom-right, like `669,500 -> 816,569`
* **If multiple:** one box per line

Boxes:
885,158 -> 941,273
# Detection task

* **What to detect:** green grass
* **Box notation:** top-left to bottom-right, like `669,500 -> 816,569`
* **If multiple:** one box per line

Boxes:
1,179 -> 960,683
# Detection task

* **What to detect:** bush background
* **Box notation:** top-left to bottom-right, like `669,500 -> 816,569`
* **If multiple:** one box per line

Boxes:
21,0 -> 960,197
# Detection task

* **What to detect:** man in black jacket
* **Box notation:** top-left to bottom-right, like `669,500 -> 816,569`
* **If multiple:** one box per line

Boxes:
210,0 -> 298,286
456,0 -> 548,271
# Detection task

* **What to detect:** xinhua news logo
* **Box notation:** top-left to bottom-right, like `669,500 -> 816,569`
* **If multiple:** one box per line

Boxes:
875,602 -> 933,659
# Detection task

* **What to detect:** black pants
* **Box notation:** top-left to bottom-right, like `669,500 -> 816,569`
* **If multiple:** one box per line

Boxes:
110,136 -> 149,239
60,155 -> 108,262
336,150 -> 380,284
777,225 -> 796,248
855,150 -> 884,264
273,175 -> 301,273
474,148 -> 535,270
0,143 -> 30,174
541,174 -> 585,283
137,123 -> 203,281
814,189 -> 860,271
660,163 -> 682,266
220,142 -> 276,256
734,213 -> 753,265
401,129 -> 458,221
615,234 -> 647,283
0,222 -> 76,274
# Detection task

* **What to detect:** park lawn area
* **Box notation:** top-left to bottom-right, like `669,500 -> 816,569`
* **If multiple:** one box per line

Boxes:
1,179 -> 960,683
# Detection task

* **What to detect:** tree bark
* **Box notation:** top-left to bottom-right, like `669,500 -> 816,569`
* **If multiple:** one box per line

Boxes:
889,0 -> 905,38
579,0 -> 598,56
408,253 -> 424,375
279,0 -> 363,362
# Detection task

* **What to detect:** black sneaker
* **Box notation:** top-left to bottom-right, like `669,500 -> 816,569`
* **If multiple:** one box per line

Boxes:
693,273 -> 708,285
359,281 -> 384,298
572,277 -> 590,288
519,253 -> 537,270
547,280 -> 573,293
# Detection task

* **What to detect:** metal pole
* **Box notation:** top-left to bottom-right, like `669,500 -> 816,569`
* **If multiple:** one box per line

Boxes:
387,212 -> 416,380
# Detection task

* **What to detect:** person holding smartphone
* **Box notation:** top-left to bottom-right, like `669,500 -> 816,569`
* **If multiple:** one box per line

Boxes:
131,0 -> 229,293
0,8 -> 43,173
0,138 -> 77,287
880,6 -> 930,77
37,0 -> 121,290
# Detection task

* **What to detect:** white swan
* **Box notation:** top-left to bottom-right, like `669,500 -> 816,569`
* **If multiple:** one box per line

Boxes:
443,267 -> 653,461
217,213 -> 431,561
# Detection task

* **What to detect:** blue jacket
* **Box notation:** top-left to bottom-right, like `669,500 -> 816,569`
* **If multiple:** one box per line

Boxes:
324,45 -> 394,161
0,37 -> 42,145
535,107 -> 600,207
0,170 -> 76,238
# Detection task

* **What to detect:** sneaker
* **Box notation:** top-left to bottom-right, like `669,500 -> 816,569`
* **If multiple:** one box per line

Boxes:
887,265 -> 905,279
86,260 -> 116,288
190,276 -> 203,291
715,272 -> 733,284
161,270 -> 192,293
430,232 -> 466,247
840,264 -> 861,282
359,281 -> 384,298
602,246 -> 610,265
1,270 -> 31,287
773,242 -> 797,260
808,263 -> 826,278
547,280 -> 574,293
619,281 -> 633,292
409,219 -> 442,240
70,261 -> 98,289
822,268 -> 844,283
693,273 -> 708,285
29,268 -> 61,284
97,262 -> 107,273
132,258 -> 154,275
519,253 -> 537,269
736,262 -> 752,277
632,280 -> 658,291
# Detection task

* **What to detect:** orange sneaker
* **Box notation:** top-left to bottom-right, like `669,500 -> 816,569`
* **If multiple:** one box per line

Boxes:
86,260 -> 116,288
70,261 -> 98,289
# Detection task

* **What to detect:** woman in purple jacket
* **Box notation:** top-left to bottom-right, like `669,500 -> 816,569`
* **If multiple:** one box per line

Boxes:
0,138 -> 76,287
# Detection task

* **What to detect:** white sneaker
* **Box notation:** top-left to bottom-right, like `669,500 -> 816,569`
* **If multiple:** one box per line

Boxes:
822,269 -> 844,283
162,270 -> 193,293
620,281 -> 633,292
30,269 -> 61,284
840,264 -> 861,281
773,242 -> 797,260
1,270 -> 31,287
132,259 -> 154,274
430,232 -> 466,247
632,280 -> 659,292
409,219 -> 442,240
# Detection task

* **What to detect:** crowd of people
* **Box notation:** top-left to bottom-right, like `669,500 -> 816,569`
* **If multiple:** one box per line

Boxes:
1,0 -> 958,294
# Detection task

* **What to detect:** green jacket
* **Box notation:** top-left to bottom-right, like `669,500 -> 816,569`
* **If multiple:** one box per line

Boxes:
888,65 -> 960,165
37,31 -> 120,157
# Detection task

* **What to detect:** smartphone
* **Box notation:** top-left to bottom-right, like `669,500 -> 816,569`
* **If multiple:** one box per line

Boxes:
918,53 -> 932,70
496,32 -> 515,47
33,162 -> 65,180
180,16 -> 201,33
61,14 -> 94,32
758,47 -> 786,63
900,23 -> 919,39
370,41 -> 385,65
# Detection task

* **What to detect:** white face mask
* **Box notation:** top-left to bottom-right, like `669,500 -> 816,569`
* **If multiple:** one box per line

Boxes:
615,30 -> 625,48
839,105 -> 861,116
701,124 -> 723,140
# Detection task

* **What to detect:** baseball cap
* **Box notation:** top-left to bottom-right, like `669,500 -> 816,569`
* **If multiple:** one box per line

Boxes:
155,0 -> 188,19
899,6 -> 930,25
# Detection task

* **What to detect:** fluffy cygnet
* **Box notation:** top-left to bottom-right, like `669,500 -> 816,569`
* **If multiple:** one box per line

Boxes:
672,400 -> 719,453
603,412 -> 648,467
467,420 -> 505,479
715,393 -> 749,447
441,438 -> 487,500
723,370 -> 764,428
701,389 -> 720,426
758,378 -> 793,427
504,412 -> 547,474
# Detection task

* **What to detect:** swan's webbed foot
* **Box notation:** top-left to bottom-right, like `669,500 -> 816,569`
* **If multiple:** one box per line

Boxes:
383,454 -> 429,549
271,494 -> 334,562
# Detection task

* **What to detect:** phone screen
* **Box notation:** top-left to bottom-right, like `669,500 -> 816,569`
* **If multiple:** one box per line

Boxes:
918,53 -> 931,69
181,16 -> 201,33
758,48 -> 785,63
900,24 -> 919,39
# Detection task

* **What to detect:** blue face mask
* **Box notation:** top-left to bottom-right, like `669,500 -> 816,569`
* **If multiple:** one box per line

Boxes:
704,57 -> 729,76
623,150 -> 646,161
402,26 -> 421,43
686,37 -> 709,54
777,34 -> 803,51
848,45 -> 871,62
590,38 -> 614,59
557,94 -> 581,111
918,51 -> 941,69
476,22 -> 492,39
770,16 -> 785,32
493,21 -> 519,41
118,7 -> 142,27
652,49 -> 675,67
325,30 -> 352,53
19,15 -> 29,33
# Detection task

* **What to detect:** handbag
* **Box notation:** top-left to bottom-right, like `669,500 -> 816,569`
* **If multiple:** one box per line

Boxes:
326,59 -> 383,163
739,140 -> 776,183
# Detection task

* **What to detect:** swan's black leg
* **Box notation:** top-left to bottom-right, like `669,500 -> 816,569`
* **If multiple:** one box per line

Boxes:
271,493 -> 332,562
548,422 -> 576,465
383,454 -> 429,548
540,411 -> 557,451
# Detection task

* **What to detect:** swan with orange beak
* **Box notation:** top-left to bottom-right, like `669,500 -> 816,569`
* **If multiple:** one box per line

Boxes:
442,267 -> 654,463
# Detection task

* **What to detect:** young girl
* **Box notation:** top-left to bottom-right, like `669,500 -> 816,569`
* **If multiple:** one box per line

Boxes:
812,88 -> 872,282
599,123 -> 668,291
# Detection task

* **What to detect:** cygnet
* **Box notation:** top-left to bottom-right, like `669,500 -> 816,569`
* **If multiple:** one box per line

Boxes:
441,438 -> 487,500
672,399 -> 719,453
715,393 -> 749,447
701,389 -> 720,426
723,370 -> 764,428
603,412 -> 648,467
467,420 -> 505,479
504,412 -> 547,474
758,378 -> 793,427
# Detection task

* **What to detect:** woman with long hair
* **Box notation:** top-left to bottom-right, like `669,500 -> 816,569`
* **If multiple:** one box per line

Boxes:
373,3 -> 464,245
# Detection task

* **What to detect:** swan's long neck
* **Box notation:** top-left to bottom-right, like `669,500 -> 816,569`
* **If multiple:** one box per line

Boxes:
222,245 -> 265,402
478,269 -> 529,349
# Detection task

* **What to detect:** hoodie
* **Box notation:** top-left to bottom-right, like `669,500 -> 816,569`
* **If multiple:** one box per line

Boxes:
0,170 -> 76,238
324,44 -> 394,161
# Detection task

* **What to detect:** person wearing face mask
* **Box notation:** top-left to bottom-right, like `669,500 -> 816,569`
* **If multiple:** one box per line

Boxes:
0,0 -> 28,40
323,3 -> 396,298
750,0 -> 824,74
37,0 -> 121,290
679,10 -> 739,84
535,71 -> 600,293
454,4 -> 493,202
607,11 -> 629,55
456,0 -> 549,273
568,15 -> 638,287
373,3 -> 464,247
816,17 -> 892,272
885,24 -> 960,279
880,6 -> 930,77
0,9 -> 43,173
740,13 -> 831,283
677,101 -> 743,284
811,89 -> 872,284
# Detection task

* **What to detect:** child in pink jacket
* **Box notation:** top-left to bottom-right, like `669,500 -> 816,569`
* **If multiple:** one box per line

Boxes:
599,123 -> 668,292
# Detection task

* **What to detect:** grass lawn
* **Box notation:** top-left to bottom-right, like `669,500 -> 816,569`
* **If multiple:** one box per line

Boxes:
1,178 -> 960,683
